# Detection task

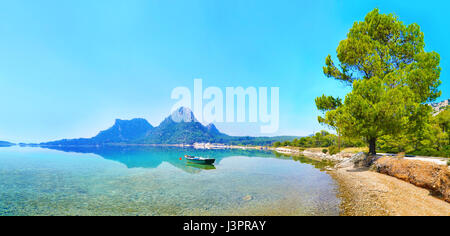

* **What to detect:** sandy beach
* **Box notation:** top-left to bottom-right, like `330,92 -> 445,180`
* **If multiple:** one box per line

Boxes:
274,147 -> 450,216
331,166 -> 450,216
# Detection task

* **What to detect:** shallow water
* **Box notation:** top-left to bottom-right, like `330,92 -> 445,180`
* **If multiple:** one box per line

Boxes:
0,146 -> 340,216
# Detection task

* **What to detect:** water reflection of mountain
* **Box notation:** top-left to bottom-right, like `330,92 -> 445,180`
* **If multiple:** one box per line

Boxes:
41,145 -> 284,173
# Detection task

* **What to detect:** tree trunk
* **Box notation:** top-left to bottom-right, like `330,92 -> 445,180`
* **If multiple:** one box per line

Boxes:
338,131 -> 341,152
368,138 -> 377,155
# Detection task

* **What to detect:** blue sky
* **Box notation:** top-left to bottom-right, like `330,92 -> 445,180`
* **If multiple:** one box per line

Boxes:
0,0 -> 449,143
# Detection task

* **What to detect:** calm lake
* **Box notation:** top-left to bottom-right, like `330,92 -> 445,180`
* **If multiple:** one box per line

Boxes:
0,146 -> 340,216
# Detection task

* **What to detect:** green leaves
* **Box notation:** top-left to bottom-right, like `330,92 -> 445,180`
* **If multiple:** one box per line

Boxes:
316,8 -> 442,154
323,55 -> 355,84
315,95 -> 342,112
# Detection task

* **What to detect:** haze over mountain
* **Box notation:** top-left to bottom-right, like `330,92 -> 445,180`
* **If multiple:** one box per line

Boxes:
93,118 -> 154,143
0,141 -> 15,147
40,107 -> 297,146
42,118 -> 152,146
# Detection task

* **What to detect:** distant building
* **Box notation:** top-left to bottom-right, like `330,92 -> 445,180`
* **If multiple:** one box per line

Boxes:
430,99 -> 449,115
193,142 -> 230,149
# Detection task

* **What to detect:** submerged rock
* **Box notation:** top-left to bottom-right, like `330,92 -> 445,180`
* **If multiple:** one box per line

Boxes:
242,195 -> 253,201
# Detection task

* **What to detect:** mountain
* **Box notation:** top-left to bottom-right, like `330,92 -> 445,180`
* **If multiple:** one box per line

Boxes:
92,118 -> 153,143
42,118 -> 153,146
139,107 -> 227,144
206,123 -> 220,136
0,141 -> 15,147
168,106 -> 198,123
40,107 -> 297,146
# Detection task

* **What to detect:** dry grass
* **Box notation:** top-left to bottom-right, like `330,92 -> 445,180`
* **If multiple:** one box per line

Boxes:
304,147 -> 327,152
306,147 -> 368,153
304,147 -> 368,154
276,146 -> 305,151
342,147 -> 369,153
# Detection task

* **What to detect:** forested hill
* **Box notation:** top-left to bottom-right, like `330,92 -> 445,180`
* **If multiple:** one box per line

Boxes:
40,107 -> 297,146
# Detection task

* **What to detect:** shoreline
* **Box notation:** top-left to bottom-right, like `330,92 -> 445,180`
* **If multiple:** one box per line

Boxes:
279,147 -> 450,216
19,143 -> 450,215
330,166 -> 450,216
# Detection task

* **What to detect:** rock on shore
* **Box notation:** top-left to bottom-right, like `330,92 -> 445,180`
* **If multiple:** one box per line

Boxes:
336,152 -> 375,168
300,150 -> 353,162
277,147 -> 450,214
373,157 -> 450,203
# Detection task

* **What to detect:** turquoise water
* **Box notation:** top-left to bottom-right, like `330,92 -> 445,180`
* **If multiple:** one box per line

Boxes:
0,146 -> 340,216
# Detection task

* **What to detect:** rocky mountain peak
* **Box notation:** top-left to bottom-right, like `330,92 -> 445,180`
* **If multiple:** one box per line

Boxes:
170,107 -> 198,123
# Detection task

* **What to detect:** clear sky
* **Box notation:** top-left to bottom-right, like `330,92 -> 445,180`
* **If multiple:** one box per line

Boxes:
0,0 -> 449,143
